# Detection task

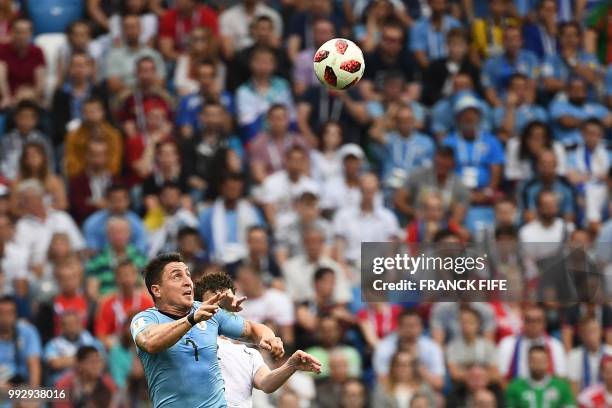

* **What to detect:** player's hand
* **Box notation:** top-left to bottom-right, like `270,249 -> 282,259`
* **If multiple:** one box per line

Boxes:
259,336 -> 285,359
220,290 -> 247,312
287,350 -> 322,374
194,291 -> 227,322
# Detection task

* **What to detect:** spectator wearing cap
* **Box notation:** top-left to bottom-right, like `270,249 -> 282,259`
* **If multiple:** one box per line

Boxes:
566,119 -> 609,229
0,18 -> 46,106
64,97 -> 123,179
320,143 -> 367,216
394,146 -> 470,228
198,173 -> 263,265
146,182 -> 198,258
578,355 -> 612,408
292,18 -> 335,96
13,179 -> 85,266
442,94 -> 504,205
236,46 -> 295,143
481,26 -> 539,108
69,138 -> 120,225
0,100 -> 52,182
409,0 -> 460,69
105,14 -> 165,96
332,173 -> 402,268
493,73 -> 548,142
0,295 -> 41,388
541,21 -> 601,97
115,56 -> 174,139
0,214 -> 28,298
176,61 -> 235,140
259,145 -> 318,228
248,104 -> 310,182
94,259 -> 153,349
43,310 -> 103,385
158,0 -> 218,62
275,189 -> 332,264
234,226 -> 282,287
380,104 -> 435,194
82,184 -> 148,255
85,217 -> 147,299
519,150 -> 577,223
549,77 -> 611,146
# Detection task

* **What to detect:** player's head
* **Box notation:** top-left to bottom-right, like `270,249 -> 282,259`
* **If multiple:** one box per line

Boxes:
527,344 -> 549,381
194,271 -> 235,302
142,253 -> 193,310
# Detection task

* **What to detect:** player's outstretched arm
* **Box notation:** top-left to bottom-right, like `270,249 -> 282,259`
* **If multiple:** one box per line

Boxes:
254,350 -> 322,393
242,320 -> 285,359
135,293 -> 226,353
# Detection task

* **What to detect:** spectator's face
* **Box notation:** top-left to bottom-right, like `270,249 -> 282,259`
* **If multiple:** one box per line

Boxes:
267,108 -> 289,135
157,143 -> 179,170
537,192 -> 558,222
523,308 -> 546,338
489,0 -> 506,16
303,230 -> 325,259
329,353 -> 349,382
503,29 -> 522,54
82,102 -> 105,124
146,107 -> 168,131
319,317 -> 341,347
200,105 -> 225,132
538,0 -> 557,22
341,382 -> 366,408
382,77 -> 404,102
360,174 -> 379,204
86,141 -> 109,170
69,55 -> 93,83
602,361 -> 612,388
277,392 -> 300,408
116,264 -> 138,291
456,108 -> 481,137
310,0 -> 332,16
452,74 -> 474,93
391,351 -> 416,382
430,0 -> 447,15
189,28 -> 211,55
69,23 -> 91,50
448,36 -> 468,61
494,202 -> 516,227
560,25 -> 580,49
122,15 -> 142,45
580,320 -> 602,350
250,51 -> 276,78
21,190 -> 45,217
247,230 -> 268,255
178,233 -> 201,255
0,215 -> 13,243
434,153 -> 454,175
236,268 -> 261,297
568,79 -> 587,105
396,107 -> 415,135
465,365 -> 489,391
175,0 -> 195,13
107,220 -> 131,250
15,108 -> 37,134
160,187 -> 181,211
509,77 -> 528,103
536,151 -> 557,180
313,20 -> 334,47
473,390 -> 497,408
286,150 -> 307,177
220,179 -> 243,201
0,301 -> 17,332
528,350 -> 549,380
525,125 -> 548,156
296,197 -> 319,223
343,156 -> 362,179
137,60 -> 158,88
78,352 -> 104,381
381,27 -> 404,56
398,315 -> 422,341
251,20 -> 274,44
197,64 -> 216,92
60,313 -> 82,339
582,123 -> 603,151
322,123 -> 342,150
107,190 -> 130,214
459,310 -> 480,337
56,264 -> 82,294
423,195 -> 444,222
11,20 -> 32,49
314,272 -> 335,298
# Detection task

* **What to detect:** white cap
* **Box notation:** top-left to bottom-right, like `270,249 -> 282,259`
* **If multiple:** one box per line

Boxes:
339,143 -> 365,160
454,94 -> 482,115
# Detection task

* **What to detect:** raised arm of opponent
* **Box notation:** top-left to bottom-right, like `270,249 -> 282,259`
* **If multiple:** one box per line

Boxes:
255,350 -> 322,393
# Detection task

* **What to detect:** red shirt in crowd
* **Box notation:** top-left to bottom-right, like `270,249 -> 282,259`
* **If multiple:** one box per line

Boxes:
53,293 -> 89,336
54,371 -> 117,408
159,5 -> 219,52
357,304 -> 403,339
95,290 -> 154,338
0,43 -> 45,95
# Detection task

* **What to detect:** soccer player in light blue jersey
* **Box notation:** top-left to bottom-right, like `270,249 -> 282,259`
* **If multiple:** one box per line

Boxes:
130,253 -> 285,408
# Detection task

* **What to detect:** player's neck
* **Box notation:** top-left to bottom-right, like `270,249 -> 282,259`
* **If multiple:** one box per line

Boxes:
157,303 -> 190,317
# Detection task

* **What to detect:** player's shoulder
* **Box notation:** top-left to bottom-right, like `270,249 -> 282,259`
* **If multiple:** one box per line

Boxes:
131,307 -> 161,324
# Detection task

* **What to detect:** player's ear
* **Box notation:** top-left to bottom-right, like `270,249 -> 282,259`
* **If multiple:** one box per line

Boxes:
151,284 -> 161,300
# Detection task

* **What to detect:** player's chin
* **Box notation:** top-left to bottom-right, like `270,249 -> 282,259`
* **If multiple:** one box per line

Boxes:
181,291 -> 194,304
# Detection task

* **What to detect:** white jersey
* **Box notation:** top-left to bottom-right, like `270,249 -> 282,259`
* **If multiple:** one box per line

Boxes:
218,338 -> 266,408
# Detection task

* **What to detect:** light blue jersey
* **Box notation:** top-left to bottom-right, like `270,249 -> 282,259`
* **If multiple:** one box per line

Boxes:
131,303 -> 245,408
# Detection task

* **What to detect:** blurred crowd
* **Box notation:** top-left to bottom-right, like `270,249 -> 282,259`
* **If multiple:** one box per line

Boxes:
0,0 -> 611,407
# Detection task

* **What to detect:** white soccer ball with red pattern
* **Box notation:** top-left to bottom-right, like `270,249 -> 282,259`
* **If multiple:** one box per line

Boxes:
313,38 -> 365,90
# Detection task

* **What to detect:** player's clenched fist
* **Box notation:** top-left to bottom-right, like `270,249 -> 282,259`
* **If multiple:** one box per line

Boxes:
259,336 -> 285,359
194,291 -> 227,322
287,350 -> 322,374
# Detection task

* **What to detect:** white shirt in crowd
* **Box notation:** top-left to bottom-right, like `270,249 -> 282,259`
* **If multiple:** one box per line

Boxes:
218,338 -> 266,408
0,240 -> 29,295
260,171 -> 319,223
282,255 -> 353,303
497,334 -> 568,379
373,333 -> 445,378
505,137 -> 567,181
238,288 -> 295,327
219,3 -> 283,52
568,345 -> 612,390
518,218 -> 574,259
14,210 -> 85,265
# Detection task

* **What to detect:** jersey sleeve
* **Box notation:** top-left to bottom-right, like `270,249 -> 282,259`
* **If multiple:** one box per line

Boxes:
130,309 -> 160,342
251,348 -> 266,380
217,309 -> 246,339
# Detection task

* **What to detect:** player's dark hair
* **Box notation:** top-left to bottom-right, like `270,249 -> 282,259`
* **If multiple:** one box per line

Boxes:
508,72 -> 528,84
221,172 -> 244,185
142,252 -> 185,299
194,271 -> 235,301
76,345 -> 100,362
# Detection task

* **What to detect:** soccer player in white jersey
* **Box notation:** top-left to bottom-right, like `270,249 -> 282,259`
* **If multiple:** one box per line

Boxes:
196,272 -> 321,407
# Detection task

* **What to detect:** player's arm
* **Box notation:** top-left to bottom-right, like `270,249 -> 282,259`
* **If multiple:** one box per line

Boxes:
241,320 -> 285,359
254,350 -> 321,393
135,293 -> 225,353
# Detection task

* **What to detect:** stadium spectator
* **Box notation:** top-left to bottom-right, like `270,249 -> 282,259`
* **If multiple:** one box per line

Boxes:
68,139 -> 117,224
64,97 -> 123,179
55,21 -> 97,86
33,233 -> 71,303
198,173 -> 261,265
235,45 -> 295,142
47,258 -> 88,339
505,121 -> 567,183
94,259 -> 153,348
0,214 -> 28,298
236,226 -> 282,287
0,0 -> 17,45
55,345 -> 118,408
158,0 -> 219,61
340,378 -> 368,408
405,191 -> 465,243
521,0 -> 558,61
430,301 -> 496,344
174,27 -> 224,97
83,184 -> 148,254
578,355 -> 612,408
446,363 -> 504,407
0,295 -> 41,388
233,264 -> 294,345
373,309 -> 445,389
14,179 -> 84,266
293,18 -> 335,96
498,304 -> 568,380
469,0 -> 517,62
176,226 -> 208,273
309,121 -> 344,184
0,100 -> 53,181
85,217 -> 147,299
107,312 -> 146,400
108,0 -> 158,47
567,316 -> 611,394
105,14 -> 166,95
43,310 -> 102,385
505,345 -> 574,406
321,143 -> 365,215
0,18 -> 46,104
285,0 -> 338,63
313,349 -> 352,408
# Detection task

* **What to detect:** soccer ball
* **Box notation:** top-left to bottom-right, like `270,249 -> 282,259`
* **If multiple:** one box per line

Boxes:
313,38 -> 365,90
